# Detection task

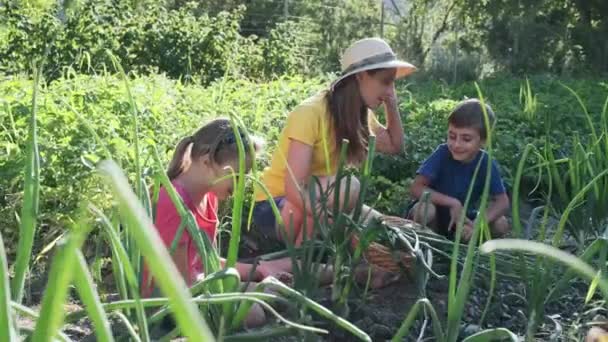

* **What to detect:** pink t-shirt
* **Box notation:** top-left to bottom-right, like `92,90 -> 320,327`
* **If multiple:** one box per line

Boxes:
141,181 -> 218,297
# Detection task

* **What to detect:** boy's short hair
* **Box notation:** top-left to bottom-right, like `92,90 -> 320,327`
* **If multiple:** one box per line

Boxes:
448,98 -> 496,140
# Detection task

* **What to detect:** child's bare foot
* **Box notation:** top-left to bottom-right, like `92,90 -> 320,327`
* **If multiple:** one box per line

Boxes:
273,272 -> 294,287
258,258 -> 292,277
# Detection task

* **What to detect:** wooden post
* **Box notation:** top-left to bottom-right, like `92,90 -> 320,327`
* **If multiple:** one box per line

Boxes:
380,1 -> 385,38
284,0 -> 289,20
452,24 -> 458,84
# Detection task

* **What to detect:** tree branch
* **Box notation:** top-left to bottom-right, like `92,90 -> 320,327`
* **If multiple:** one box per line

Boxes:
420,0 -> 459,63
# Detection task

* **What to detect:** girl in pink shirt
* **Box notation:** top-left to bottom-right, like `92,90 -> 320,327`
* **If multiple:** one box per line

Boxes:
142,118 -> 288,325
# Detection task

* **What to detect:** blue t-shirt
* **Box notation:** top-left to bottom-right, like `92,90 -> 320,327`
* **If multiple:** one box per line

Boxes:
417,144 -> 506,208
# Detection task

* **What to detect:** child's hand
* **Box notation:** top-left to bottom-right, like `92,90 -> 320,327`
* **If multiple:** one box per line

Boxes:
448,202 -> 473,232
461,222 -> 474,242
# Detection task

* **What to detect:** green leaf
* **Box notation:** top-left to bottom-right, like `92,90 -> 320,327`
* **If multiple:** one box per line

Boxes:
12,64 -> 42,304
72,251 -> 114,342
0,232 -> 17,341
586,271 -> 601,304
32,218 -> 90,341
462,328 -> 519,342
481,239 -> 608,301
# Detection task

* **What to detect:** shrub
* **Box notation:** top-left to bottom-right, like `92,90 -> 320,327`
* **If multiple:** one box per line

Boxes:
0,1 -> 310,84
0,73 -> 326,262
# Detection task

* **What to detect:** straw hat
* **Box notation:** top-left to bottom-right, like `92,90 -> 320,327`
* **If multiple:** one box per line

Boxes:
334,37 -> 416,86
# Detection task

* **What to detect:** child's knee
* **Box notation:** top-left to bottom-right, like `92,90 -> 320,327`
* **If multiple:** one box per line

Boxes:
411,202 -> 437,224
314,175 -> 360,213
491,216 -> 510,238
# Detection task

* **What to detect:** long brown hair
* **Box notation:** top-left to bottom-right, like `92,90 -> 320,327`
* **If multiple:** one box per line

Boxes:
326,69 -> 385,165
167,118 -> 263,180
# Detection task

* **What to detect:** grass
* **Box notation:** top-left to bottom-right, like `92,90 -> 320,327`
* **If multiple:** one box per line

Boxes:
11,63 -> 41,305
72,250 -> 113,341
31,213 -> 90,341
0,230 -> 16,341
542,84 -> 608,248
480,85 -> 608,339
519,77 -> 538,121
481,239 -> 608,303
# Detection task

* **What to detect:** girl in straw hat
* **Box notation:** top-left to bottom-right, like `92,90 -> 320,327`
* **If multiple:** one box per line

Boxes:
251,38 -> 415,284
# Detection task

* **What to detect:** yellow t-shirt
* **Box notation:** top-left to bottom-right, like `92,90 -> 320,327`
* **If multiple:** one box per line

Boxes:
255,90 -> 381,202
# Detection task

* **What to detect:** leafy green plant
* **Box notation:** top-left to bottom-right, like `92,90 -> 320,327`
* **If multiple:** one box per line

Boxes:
0,229 -> 16,341
519,77 -> 538,121
3,74 -> 606,258
481,238 -> 608,305
543,86 -> 608,247
11,63 -> 41,305
444,85 -> 497,341
0,1 -> 310,84
493,91 -> 608,339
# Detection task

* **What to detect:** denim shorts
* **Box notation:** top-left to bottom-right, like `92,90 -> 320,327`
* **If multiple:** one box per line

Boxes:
252,197 -> 286,240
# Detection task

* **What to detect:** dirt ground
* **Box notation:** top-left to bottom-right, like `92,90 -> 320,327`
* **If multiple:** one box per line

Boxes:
18,253 -> 594,341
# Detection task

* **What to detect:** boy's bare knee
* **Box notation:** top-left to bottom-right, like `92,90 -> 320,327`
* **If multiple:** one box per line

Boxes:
491,216 -> 510,238
411,202 -> 437,225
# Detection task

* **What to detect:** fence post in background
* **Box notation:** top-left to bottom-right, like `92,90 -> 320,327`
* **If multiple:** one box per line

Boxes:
284,0 -> 289,20
380,0 -> 385,38
452,21 -> 459,84
452,18 -> 464,84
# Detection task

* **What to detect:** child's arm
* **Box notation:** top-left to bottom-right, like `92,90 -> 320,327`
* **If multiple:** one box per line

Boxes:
484,193 -> 510,223
410,175 -> 460,209
173,244 -> 192,283
410,175 -> 473,228
410,145 -> 462,209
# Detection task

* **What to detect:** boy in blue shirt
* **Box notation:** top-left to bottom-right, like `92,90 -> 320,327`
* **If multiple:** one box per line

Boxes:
408,98 -> 510,242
